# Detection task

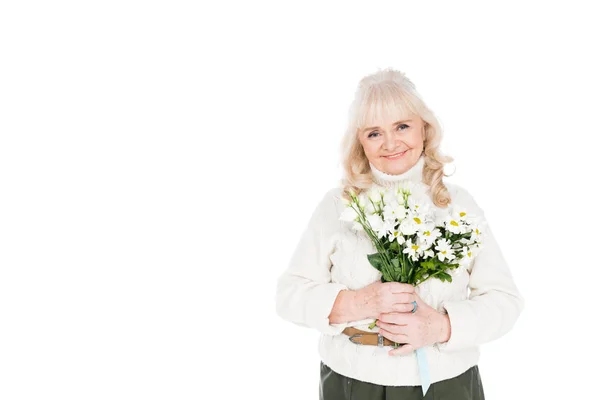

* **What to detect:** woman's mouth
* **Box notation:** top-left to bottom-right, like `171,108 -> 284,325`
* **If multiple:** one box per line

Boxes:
383,150 -> 408,160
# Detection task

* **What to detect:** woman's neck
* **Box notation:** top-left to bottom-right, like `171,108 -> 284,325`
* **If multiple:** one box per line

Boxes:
369,155 -> 425,188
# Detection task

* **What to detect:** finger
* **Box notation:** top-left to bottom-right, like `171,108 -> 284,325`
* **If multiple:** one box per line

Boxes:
377,312 -> 402,324
386,282 -> 415,294
388,344 -> 415,356
378,328 -> 409,344
378,312 -> 410,324
376,320 -> 406,335
391,292 -> 416,305
391,302 -> 416,313
412,293 -> 433,313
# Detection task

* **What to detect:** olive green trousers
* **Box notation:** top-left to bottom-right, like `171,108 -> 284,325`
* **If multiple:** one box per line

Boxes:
319,361 -> 485,400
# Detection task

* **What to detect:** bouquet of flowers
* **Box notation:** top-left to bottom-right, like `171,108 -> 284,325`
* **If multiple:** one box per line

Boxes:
340,182 -> 485,330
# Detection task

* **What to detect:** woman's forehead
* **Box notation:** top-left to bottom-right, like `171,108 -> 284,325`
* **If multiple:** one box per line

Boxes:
359,106 -> 416,129
358,93 -> 416,125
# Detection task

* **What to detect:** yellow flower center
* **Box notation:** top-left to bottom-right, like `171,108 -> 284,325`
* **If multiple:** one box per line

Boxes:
424,231 -> 430,236
412,245 -> 419,250
413,217 -> 421,224
460,212 -> 466,217
468,251 -> 472,257
450,220 -> 459,227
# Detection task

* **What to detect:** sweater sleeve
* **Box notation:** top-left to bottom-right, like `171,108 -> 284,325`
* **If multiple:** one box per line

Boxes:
275,188 -> 351,336
436,187 -> 525,352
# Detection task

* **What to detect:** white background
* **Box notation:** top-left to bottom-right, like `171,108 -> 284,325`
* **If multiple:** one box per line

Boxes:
1,1 -> 598,399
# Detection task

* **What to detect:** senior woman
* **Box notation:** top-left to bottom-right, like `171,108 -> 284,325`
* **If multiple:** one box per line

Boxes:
275,68 -> 524,400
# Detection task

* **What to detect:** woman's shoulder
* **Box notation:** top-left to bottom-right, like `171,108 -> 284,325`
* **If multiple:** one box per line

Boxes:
326,186 -> 344,200
315,186 -> 358,224
444,181 -> 470,198
444,181 -> 485,215
301,187 -> 347,236
306,187 -> 345,219
319,186 -> 345,213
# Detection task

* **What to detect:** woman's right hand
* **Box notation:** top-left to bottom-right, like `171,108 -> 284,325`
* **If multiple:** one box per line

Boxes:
353,281 -> 416,319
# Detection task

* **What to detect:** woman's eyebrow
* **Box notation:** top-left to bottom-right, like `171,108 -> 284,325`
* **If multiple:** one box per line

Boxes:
362,119 -> 413,132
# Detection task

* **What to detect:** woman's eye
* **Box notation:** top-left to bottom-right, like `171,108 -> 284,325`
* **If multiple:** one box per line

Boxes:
367,124 -> 409,138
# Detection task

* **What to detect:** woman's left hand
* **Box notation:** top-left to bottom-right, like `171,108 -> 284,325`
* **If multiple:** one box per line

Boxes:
376,291 -> 451,356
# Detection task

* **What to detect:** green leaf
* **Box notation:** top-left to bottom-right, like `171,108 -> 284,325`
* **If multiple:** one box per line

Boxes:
420,260 -> 437,271
438,272 -> 452,282
367,253 -> 385,272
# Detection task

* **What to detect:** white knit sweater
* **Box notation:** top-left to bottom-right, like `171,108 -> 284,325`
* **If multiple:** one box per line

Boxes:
275,155 -> 524,386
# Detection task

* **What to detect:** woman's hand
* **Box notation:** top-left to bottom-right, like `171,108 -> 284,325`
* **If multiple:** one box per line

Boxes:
376,292 -> 451,356
353,280 -> 418,320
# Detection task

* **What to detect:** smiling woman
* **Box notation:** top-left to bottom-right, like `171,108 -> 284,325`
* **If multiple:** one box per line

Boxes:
275,68 -> 524,400
358,116 -> 425,176
340,71 -> 454,209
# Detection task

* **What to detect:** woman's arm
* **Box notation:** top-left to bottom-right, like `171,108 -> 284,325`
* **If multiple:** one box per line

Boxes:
275,188 -> 352,335
436,187 -> 525,352
329,279 -> 422,324
328,290 -> 358,324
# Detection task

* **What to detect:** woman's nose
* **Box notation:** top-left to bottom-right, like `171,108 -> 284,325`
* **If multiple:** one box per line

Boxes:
383,131 -> 397,150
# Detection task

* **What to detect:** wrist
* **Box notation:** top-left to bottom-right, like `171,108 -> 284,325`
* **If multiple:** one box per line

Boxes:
329,289 -> 360,324
351,288 -> 375,320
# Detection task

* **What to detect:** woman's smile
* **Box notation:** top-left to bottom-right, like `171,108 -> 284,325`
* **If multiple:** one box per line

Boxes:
383,150 -> 408,160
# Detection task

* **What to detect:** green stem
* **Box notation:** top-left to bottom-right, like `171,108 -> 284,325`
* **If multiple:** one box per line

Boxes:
368,319 -> 377,330
351,202 -> 394,280
416,269 -> 444,286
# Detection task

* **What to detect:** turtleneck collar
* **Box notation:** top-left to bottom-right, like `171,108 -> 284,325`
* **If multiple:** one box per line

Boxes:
369,154 -> 426,188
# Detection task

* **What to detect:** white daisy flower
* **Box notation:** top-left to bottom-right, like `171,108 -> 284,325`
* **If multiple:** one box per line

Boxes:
383,202 -> 407,223
407,195 -> 429,213
444,214 -> 465,234
399,218 -> 418,236
388,229 -> 406,245
418,226 -> 442,244
450,204 -> 470,221
408,210 -> 425,229
380,218 -> 396,238
470,223 -> 484,241
459,246 -> 474,265
402,238 -> 423,262
435,238 -> 456,262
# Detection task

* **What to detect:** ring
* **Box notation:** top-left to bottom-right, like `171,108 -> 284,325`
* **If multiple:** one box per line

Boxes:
411,301 -> 417,313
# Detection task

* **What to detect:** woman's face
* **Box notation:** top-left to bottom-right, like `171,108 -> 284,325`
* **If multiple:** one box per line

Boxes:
358,114 -> 425,175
